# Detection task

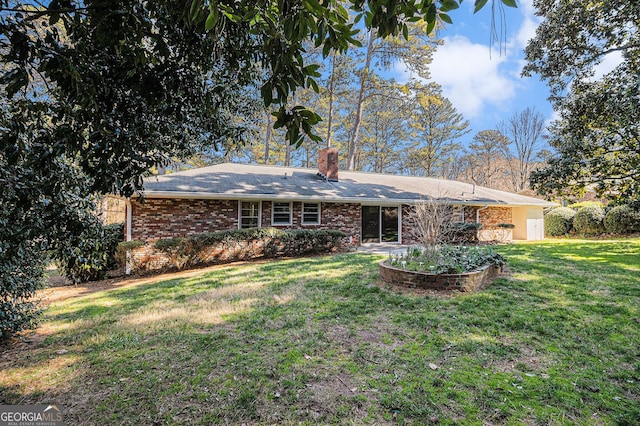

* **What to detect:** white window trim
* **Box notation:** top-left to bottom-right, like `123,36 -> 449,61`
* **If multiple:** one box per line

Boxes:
271,201 -> 293,226
238,200 -> 262,229
301,202 -> 321,225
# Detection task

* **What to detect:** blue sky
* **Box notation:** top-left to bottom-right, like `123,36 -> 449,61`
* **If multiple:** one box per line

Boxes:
394,0 -> 553,136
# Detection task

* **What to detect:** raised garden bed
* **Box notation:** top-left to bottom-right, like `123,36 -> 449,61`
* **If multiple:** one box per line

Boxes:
380,261 -> 501,292
378,245 -> 504,292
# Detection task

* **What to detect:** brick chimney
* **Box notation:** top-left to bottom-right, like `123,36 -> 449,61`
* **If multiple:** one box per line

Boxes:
318,147 -> 339,181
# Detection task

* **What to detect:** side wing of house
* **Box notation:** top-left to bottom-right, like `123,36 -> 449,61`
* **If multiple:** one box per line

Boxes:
512,206 -> 545,240
400,204 -> 546,243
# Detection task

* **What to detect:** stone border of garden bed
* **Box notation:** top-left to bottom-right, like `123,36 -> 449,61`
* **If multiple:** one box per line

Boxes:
379,260 -> 501,292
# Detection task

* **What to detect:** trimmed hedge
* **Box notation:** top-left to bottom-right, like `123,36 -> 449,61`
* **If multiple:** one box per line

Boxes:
604,205 -> 640,234
573,205 -> 606,236
262,229 -> 345,257
545,207 -> 576,236
448,222 -> 482,243
115,240 -> 146,268
497,223 -> 515,229
120,228 -> 345,273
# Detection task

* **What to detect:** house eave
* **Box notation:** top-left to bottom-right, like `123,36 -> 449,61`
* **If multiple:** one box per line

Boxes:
133,190 -> 557,208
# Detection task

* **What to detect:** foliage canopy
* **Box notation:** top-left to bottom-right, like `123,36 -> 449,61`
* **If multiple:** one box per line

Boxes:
524,0 -> 640,200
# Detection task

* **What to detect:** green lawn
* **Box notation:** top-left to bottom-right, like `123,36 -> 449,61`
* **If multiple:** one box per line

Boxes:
1,239 -> 639,425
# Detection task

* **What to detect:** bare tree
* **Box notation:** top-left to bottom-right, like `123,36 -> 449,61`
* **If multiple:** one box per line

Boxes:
409,196 -> 454,261
499,107 -> 546,192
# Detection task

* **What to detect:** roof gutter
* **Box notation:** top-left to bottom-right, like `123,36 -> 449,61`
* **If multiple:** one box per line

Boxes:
132,191 -> 556,208
476,204 -> 489,223
476,204 -> 490,240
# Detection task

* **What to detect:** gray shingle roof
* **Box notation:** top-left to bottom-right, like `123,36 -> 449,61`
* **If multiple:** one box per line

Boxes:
139,163 -> 556,207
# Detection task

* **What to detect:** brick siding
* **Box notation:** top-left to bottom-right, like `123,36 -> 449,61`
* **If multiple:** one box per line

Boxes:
263,201 -> 361,245
400,204 -> 514,244
478,207 -> 513,241
131,198 -> 237,241
131,198 -> 513,244
131,198 -> 361,245
401,204 -> 419,245
323,202 -> 361,245
463,206 -> 476,222
479,207 -> 512,228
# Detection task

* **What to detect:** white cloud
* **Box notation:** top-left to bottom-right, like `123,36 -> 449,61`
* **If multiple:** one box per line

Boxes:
516,0 -> 542,49
427,35 -> 516,118
591,50 -> 624,80
545,109 -> 561,131
392,1 -> 552,127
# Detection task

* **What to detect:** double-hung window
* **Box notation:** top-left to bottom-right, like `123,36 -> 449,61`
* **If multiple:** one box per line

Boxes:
272,202 -> 292,225
239,201 -> 260,229
302,203 -> 320,225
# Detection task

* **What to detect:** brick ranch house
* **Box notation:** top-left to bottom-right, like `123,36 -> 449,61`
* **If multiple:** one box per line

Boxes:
125,148 -> 556,246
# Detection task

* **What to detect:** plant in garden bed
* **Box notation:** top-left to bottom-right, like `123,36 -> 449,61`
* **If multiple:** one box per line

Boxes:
386,244 -> 505,275
409,197 -> 482,259
405,198 -> 503,274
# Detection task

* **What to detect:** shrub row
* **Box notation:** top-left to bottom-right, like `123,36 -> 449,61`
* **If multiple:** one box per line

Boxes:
545,207 -> 576,236
604,205 -> 640,234
545,204 -> 640,236
573,204 -> 606,235
120,228 -> 345,273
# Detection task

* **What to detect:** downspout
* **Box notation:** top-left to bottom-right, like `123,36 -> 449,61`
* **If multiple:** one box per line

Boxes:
125,199 -> 133,275
476,205 -> 489,241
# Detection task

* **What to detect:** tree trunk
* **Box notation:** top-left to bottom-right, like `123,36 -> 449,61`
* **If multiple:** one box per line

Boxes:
263,111 -> 272,164
284,139 -> 291,167
347,30 -> 376,171
325,52 -> 336,148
